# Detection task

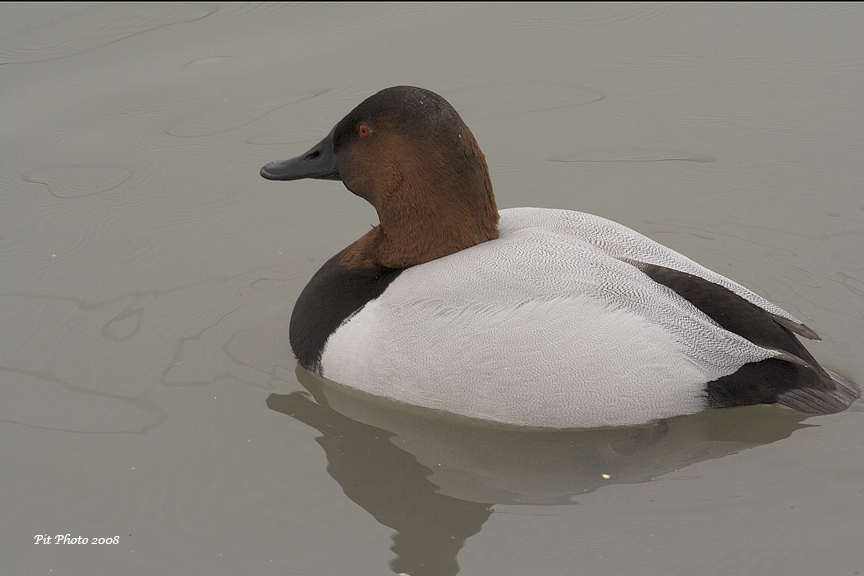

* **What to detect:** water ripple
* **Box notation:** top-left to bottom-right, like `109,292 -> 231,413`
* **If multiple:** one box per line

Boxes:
0,3 -> 219,65
22,164 -> 134,198
551,149 -> 717,163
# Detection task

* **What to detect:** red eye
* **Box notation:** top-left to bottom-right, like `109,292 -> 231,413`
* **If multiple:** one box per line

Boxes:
358,124 -> 371,139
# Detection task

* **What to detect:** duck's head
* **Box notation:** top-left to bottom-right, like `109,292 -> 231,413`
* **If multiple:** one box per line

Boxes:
261,86 -> 499,268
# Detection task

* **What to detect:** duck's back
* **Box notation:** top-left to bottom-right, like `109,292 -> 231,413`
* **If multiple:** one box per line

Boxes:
318,207 -> 784,427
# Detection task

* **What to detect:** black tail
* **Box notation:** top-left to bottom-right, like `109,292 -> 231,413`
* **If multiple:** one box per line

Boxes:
632,261 -> 860,414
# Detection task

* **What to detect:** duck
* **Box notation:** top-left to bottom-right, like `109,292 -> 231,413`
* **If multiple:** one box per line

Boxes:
260,85 -> 859,428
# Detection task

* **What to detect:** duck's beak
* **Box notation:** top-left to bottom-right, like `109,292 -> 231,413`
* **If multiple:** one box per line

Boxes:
260,128 -> 340,181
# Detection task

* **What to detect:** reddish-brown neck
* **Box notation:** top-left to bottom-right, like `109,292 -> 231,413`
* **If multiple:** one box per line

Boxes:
339,127 -> 499,269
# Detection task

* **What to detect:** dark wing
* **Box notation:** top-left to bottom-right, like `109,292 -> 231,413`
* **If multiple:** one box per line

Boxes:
633,262 -> 859,414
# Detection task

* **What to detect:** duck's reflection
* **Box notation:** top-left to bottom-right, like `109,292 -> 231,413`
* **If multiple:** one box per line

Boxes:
267,366 -> 811,576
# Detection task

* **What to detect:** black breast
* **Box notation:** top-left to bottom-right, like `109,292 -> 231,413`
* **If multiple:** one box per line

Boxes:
289,251 -> 403,372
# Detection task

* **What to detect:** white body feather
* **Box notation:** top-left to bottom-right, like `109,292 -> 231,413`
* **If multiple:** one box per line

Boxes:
321,208 -> 785,427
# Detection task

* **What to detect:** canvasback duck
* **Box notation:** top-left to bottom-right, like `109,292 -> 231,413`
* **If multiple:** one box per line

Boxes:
261,85 -> 859,428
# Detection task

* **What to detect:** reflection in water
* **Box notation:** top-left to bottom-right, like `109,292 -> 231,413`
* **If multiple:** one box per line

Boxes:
268,384 -> 490,576
268,366 -> 811,576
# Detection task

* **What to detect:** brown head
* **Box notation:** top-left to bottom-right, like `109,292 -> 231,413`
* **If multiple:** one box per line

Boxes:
261,86 -> 499,269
